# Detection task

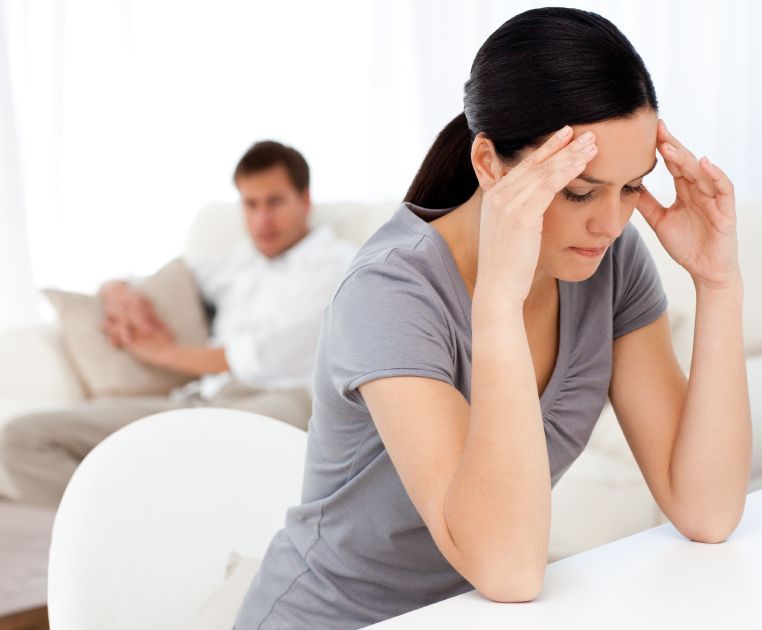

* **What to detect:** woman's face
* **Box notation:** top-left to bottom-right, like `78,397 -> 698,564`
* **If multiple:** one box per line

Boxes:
537,108 -> 659,282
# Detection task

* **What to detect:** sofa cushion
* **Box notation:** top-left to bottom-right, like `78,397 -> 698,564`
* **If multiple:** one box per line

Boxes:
0,322 -> 86,402
44,259 -> 209,397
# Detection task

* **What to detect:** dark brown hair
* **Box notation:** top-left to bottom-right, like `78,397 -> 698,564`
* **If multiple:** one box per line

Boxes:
405,7 -> 658,209
233,140 -> 310,192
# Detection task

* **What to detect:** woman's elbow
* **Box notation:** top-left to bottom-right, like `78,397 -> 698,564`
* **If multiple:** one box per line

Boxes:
474,566 -> 545,603
680,523 -> 736,545
675,512 -> 743,544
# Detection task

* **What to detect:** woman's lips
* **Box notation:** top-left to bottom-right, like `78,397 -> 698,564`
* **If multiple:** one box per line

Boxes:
570,246 -> 606,258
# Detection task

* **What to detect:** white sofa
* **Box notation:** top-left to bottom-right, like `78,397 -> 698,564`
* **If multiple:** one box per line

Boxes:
1,199 -> 761,560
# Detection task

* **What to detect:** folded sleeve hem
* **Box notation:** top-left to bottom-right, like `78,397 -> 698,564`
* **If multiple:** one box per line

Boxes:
613,295 -> 668,340
345,367 -> 453,405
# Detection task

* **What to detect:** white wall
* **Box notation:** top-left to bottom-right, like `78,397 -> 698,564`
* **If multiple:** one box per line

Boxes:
2,0 -> 760,299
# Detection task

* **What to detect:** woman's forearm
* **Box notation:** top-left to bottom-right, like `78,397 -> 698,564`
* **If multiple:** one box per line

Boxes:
669,279 -> 751,541
444,295 -> 551,600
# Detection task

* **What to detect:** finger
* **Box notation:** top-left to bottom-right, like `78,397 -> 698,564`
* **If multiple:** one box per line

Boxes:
699,158 -> 736,219
120,322 -> 134,345
660,141 -> 716,196
674,176 -> 695,206
658,120 -> 716,195
126,301 -> 156,336
522,132 -> 598,194
672,173 -> 725,225
138,299 -> 163,329
635,186 -> 667,231
503,125 -> 577,184
657,143 -> 685,180
658,120 -> 696,158
699,157 -> 734,198
135,310 -> 158,336
504,142 -> 595,213
145,309 -> 166,332
160,322 -> 175,341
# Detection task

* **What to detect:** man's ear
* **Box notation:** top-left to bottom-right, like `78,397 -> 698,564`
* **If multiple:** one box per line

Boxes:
301,188 -> 311,213
470,133 -> 505,190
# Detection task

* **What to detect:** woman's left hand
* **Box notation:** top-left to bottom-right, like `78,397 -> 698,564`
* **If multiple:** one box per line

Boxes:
636,119 -> 741,291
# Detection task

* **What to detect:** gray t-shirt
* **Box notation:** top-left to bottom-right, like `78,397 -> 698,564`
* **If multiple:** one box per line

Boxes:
235,202 -> 668,629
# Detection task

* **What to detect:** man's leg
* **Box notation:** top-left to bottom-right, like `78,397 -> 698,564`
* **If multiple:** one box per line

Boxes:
0,398 -> 180,508
209,382 -> 312,432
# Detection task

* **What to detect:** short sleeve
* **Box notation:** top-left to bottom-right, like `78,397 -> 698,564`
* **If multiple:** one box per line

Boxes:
326,263 -> 455,406
612,223 -> 669,339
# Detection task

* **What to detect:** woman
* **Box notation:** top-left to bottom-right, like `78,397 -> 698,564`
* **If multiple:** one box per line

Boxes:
235,7 -> 751,629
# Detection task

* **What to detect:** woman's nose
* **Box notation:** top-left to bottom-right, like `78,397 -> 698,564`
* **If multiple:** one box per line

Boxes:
588,199 -> 628,240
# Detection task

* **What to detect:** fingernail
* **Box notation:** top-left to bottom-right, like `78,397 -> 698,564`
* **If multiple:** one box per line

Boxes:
577,131 -> 594,144
663,142 -> 676,153
558,125 -> 572,138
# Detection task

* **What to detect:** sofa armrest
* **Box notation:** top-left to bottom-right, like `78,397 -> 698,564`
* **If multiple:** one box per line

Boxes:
0,323 -> 86,403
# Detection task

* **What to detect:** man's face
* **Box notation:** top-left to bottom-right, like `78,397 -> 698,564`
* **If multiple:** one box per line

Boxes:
236,165 -> 311,258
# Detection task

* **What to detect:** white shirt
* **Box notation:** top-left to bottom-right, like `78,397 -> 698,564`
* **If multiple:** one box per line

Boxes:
181,224 -> 356,399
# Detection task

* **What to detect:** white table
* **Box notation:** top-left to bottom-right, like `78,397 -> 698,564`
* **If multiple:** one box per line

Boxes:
369,490 -> 762,629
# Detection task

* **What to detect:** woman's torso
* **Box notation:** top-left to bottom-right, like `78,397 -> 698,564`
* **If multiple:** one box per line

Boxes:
234,202 -> 666,630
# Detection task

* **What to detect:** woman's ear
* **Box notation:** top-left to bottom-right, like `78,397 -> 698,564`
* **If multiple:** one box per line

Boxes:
470,133 -> 505,190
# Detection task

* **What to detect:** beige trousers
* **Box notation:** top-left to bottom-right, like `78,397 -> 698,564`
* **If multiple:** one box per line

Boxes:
0,382 -> 311,508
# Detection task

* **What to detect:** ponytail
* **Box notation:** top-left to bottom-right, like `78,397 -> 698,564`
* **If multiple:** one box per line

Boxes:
404,112 -> 478,210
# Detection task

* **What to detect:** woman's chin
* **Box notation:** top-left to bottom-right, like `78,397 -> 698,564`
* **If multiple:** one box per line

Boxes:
554,265 -> 602,283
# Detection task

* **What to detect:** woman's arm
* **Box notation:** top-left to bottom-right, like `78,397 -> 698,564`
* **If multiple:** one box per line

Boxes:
359,126 -> 599,602
448,298 -> 551,597
610,298 -> 750,543
671,281 -> 749,539
361,300 -> 549,601
614,119 -> 752,540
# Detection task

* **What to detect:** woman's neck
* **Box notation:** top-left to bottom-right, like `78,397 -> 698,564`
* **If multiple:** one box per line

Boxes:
429,190 -> 555,306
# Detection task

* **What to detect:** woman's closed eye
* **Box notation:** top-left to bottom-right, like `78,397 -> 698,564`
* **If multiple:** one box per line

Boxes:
562,183 -> 645,204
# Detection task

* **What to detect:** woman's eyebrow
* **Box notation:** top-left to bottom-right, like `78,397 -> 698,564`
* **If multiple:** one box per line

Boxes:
577,159 -> 658,185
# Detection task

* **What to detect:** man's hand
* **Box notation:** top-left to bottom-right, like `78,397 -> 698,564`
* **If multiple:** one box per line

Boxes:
113,321 -> 176,368
99,280 -> 167,347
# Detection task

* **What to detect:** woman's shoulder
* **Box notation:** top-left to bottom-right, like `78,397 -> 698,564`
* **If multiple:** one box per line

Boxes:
335,205 -> 456,306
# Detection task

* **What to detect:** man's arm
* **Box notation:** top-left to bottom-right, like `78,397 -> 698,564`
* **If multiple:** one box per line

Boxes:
149,345 -> 229,377
113,321 -> 228,377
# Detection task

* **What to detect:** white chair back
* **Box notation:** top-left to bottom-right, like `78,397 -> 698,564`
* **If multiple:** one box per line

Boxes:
47,408 -> 307,630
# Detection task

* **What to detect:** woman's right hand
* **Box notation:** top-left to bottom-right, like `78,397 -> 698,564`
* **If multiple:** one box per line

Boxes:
474,126 -> 598,308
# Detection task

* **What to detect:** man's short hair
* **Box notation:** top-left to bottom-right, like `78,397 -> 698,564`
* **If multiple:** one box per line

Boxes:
233,140 -> 310,192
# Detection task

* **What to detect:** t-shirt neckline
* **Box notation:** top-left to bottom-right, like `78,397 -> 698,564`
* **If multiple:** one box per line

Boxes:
398,202 -> 571,413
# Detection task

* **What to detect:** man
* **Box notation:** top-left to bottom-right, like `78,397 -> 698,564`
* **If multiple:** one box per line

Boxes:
0,141 -> 357,507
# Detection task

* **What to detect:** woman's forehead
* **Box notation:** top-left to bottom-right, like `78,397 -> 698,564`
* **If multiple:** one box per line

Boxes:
574,112 -> 658,184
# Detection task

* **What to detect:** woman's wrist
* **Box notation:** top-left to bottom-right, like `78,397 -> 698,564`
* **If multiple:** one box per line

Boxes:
472,286 -> 525,324
692,273 -> 744,300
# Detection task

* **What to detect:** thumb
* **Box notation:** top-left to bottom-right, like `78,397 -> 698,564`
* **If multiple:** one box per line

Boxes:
635,185 -> 665,231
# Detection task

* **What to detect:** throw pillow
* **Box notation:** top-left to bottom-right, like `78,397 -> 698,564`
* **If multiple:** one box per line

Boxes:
44,259 -> 209,397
